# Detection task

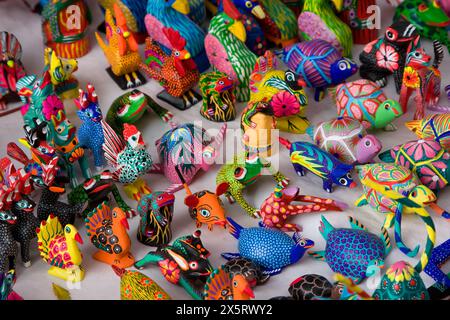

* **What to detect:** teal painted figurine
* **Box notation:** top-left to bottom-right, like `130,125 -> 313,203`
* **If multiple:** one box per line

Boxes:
279,138 -> 356,193
309,215 -> 391,284
298,0 -> 353,57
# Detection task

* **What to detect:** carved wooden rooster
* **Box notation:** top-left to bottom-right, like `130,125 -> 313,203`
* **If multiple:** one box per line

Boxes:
140,27 -> 201,110
95,3 -> 145,89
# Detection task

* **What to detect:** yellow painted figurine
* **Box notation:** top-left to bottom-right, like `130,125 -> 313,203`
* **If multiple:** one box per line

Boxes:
44,48 -> 79,100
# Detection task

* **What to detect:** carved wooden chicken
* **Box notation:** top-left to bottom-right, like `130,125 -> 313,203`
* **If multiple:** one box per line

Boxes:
140,27 -> 201,110
95,3 -> 145,90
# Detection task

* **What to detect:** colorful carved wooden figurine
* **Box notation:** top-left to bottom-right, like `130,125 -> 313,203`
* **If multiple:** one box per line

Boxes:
145,0 -> 210,72
105,90 -> 173,138
101,121 -> 152,201
47,110 -> 92,188
259,184 -> 347,232
137,191 -> 175,247
134,230 -> 214,300
298,0 -> 353,57
203,266 -> 255,300
95,4 -> 146,90
406,113 -> 450,152
335,79 -> 403,131
199,71 -> 236,122
37,215 -> 85,282
399,37 -> 443,120
0,210 -> 17,274
205,0 -> 257,102
140,27 -> 201,110
43,48 -> 78,100
307,117 -> 382,164
112,266 -> 171,300
41,0 -> 92,58
279,138 -> 356,193
85,203 -> 134,268
278,39 -> 358,101
0,270 -> 22,300
394,0 -> 450,52
222,217 -> 314,277
150,123 -> 227,193
0,31 -> 26,117
309,215 -> 391,284
75,84 -> 105,170
216,153 -> 289,218
359,18 -> 419,93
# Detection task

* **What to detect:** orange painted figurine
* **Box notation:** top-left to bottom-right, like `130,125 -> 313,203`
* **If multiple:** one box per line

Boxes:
85,203 -> 134,268
140,27 -> 201,110
95,4 -> 146,90
203,266 -> 255,300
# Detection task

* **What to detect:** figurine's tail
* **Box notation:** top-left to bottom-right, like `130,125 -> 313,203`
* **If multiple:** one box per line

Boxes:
226,217 -> 243,240
278,137 -> 292,150
318,215 -> 334,240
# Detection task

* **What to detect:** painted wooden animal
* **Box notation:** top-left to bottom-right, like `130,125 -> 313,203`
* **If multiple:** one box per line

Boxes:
0,270 -> 22,300
394,0 -> 450,52
298,0 -> 353,57
223,257 -> 269,287
373,261 -> 430,300
309,215 -> 391,284
399,37 -> 443,120
43,48 -> 78,100
134,230 -> 213,300
75,84 -> 105,169
216,153 -> 289,217
68,171 -> 136,219
205,0 -> 257,102
359,18 -> 419,92
199,71 -> 236,122
137,191 -> 175,247
260,184 -> 346,232
278,39 -> 358,101
406,113 -> 450,152
85,203 -> 134,268
340,0 -> 381,44
203,267 -> 255,300
95,4 -> 145,89
379,139 -> 450,193
0,31 -> 26,117
335,79 -> 403,130
36,215 -> 85,282
424,239 -> 450,288
150,123 -> 227,193
258,0 -> 298,47
279,138 -> 356,193
145,0 -> 210,72
101,121 -> 152,201
356,163 -> 444,273
48,110 -> 92,188
307,117 -> 382,164
222,217 -> 314,277
0,211 -> 17,274
140,27 -> 201,110
112,266 -> 171,300
105,90 -> 173,138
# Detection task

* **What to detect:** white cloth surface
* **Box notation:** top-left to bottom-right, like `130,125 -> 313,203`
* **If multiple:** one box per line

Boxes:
0,0 -> 449,300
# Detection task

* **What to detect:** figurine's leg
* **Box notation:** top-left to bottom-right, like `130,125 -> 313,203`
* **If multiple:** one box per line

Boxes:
125,74 -> 133,88
93,146 -> 104,170
383,213 -> 395,229
323,179 -> 333,193
314,87 -> 326,102
225,192 -> 236,204
8,254 -> 15,271
67,165 -> 78,189
134,252 -> 163,270
413,88 -> 425,120
292,163 -> 305,177
20,240 -> 31,268
132,72 -> 142,86
399,85 -> 412,114
111,185 -> 136,218
233,191 -> 259,218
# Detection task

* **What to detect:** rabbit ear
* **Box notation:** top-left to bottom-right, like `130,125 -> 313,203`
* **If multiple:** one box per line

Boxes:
223,0 -> 241,20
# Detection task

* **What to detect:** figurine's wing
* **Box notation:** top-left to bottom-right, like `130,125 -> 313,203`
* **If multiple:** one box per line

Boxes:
101,120 -> 126,168
37,216 -> 64,264
85,203 -> 112,251
203,268 -> 232,300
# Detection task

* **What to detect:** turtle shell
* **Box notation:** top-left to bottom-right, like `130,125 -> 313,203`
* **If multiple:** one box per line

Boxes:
386,140 -> 450,192
223,258 -> 267,287
289,274 -> 333,300
336,79 -> 387,127
373,261 -> 429,300
310,117 -> 367,164
357,163 -> 419,214
325,228 -> 385,280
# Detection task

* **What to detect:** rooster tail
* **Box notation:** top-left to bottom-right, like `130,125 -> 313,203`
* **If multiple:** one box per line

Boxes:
7,142 -> 30,165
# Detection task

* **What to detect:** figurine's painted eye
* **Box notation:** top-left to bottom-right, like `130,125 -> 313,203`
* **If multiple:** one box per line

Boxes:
346,173 -> 352,180
418,3 -> 428,11
157,195 -> 163,200
200,209 -> 210,218
116,27 -> 122,34
245,1 -> 252,8
112,211 -> 117,218
299,240 -> 306,246
224,19 -> 230,25
132,136 -> 137,141
339,178 -> 348,185
219,81 -> 224,85
233,280 -> 239,287
234,167 -> 247,180
374,261 -> 379,265
285,71 -> 295,82
339,62 -> 347,70
414,52 -> 423,59
65,226 -> 71,233
189,261 -> 198,270
365,140 -> 371,147
384,103 -> 391,110
174,51 -> 180,57
411,191 -> 417,197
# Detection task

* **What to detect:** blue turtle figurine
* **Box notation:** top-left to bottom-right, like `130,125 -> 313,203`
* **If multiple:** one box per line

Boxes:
309,215 -> 392,284
222,217 -> 314,277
